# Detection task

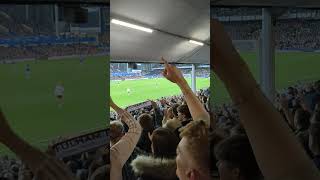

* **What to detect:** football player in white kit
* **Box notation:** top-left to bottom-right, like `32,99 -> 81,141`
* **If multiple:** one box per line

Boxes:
25,64 -> 31,79
127,88 -> 131,95
54,82 -> 65,108
79,54 -> 85,65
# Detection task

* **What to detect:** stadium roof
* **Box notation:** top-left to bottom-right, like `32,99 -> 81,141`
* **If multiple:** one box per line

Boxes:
212,0 -> 320,7
110,0 -> 210,64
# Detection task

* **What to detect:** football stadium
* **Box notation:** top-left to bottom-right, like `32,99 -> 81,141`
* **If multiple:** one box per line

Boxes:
110,63 -> 210,108
110,1 -> 212,180
0,4 -> 108,179
210,5 -> 320,180
212,7 -> 320,104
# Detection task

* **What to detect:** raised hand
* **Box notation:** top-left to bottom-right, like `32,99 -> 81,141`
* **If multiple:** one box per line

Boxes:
148,99 -> 158,109
162,107 -> 174,125
161,57 -> 186,85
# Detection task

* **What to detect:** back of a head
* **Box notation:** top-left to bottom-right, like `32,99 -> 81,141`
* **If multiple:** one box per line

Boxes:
179,120 -> 210,173
171,104 -> 180,117
177,104 -> 192,119
151,128 -> 179,158
215,135 -> 262,180
110,121 -> 124,143
138,113 -> 154,132
294,109 -> 311,131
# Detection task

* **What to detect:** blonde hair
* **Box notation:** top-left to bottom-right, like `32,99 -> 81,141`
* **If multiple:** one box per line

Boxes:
179,120 -> 210,171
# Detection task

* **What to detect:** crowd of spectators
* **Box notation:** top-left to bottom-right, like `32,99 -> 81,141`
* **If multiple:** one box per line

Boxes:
110,59 -> 211,180
111,75 -> 143,81
211,7 -> 320,19
211,7 -> 320,50
111,67 -> 210,80
221,19 -> 320,50
0,129 -> 108,180
209,19 -> 320,180
0,44 -> 106,61
109,19 -> 320,180
0,6 -> 108,62
211,7 -> 262,17
210,79 -> 320,178
0,6 -> 54,38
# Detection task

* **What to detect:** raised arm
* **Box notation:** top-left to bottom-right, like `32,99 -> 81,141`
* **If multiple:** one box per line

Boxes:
161,58 -> 210,126
0,109 -> 76,180
150,100 -> 163,128
211,19 -> 320,180
110,97 -> 141,168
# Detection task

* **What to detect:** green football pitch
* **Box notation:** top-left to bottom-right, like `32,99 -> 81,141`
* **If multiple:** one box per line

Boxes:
1,51 -> 320,155
0,56 -> 107,154
110,77 -> 210,108
212,52 -> 320,104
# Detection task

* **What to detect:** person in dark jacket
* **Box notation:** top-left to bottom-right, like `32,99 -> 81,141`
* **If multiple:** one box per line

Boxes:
137,113 -> 154,153
131,128 -> 179,180
122,148 -> 145,180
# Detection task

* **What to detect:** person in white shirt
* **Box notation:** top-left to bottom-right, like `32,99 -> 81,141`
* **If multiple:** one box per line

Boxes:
54,82 -> 65,108
79,55 -> 85,65
25,64 -> 31,79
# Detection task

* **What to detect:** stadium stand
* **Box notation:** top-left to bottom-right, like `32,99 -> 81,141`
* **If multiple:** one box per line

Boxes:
212,7 -> 320,50
115,5 -> 320,180
0,4 -> 109,180
110,64 -> 210,80
0,136 -> 107,180
110,59 -> 211,180
0,44 -> 106,61
218,19 -> 320,49
0,5 -> 108,62
211,19 -> 320,180
211,79 -> 320,179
